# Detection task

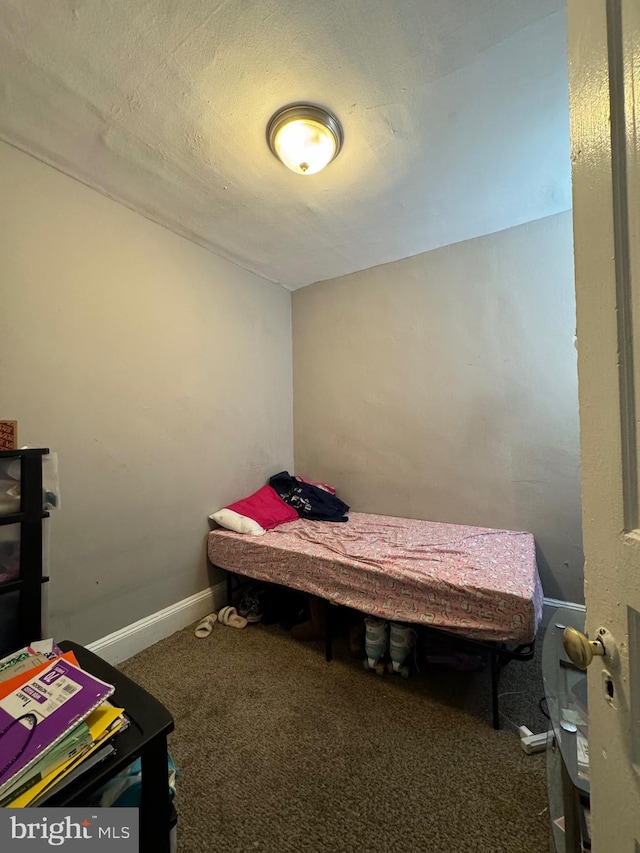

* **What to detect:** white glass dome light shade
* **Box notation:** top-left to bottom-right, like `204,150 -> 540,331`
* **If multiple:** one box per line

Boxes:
273,118 -> 335,175
267,105 -> 343,175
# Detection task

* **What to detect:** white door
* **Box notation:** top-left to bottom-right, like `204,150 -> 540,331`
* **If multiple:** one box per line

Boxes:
568,0 -> 640,849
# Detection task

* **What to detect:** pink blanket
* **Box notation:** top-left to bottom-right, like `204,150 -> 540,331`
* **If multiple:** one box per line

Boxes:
207,512 -> 543,643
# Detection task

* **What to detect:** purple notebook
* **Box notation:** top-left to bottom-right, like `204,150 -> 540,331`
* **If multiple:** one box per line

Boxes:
0,658 -> 114,795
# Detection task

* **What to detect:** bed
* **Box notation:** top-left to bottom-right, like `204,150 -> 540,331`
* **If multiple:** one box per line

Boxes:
207,511 -> 543,727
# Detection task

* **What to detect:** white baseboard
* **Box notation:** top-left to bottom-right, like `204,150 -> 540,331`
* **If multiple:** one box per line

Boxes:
87,581 -> 228,666
543,596 -> 585,613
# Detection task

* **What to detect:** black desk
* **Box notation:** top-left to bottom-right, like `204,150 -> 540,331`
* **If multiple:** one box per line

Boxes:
40,642 -> 175,853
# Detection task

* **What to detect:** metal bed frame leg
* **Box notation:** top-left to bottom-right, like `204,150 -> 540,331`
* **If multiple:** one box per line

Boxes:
490,648 -> 501,730
324,599 -> 333,662
226,571 -> 234,606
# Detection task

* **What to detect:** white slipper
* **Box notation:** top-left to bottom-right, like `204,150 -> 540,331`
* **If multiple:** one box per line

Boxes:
218,606 -> 248,629
194,613 -> 217,638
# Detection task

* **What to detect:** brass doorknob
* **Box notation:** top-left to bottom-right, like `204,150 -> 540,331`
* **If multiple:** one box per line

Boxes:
563,626 -> 606,670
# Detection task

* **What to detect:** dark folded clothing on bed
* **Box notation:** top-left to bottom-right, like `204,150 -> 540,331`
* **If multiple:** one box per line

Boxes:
269,471 -> 349,522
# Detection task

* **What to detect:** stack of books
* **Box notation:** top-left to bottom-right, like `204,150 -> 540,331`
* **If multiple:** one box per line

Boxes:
0,640 -> 127,807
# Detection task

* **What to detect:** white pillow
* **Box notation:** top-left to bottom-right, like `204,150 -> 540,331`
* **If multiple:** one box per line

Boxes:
209,508 -> 266,536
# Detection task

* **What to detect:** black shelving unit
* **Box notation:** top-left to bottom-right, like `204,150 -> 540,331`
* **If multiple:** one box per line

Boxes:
0,447 -> 50,652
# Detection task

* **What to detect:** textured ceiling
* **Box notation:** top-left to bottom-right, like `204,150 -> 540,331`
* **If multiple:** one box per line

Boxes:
0,0 -> 571,289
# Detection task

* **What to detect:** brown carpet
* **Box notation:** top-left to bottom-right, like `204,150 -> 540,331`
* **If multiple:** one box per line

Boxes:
120,618 -> 551,853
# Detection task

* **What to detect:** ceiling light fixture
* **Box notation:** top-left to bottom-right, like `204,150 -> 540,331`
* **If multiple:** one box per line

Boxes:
267,104 -> 344,175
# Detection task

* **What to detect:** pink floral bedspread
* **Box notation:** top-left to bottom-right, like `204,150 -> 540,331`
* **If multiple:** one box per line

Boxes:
207,512 -> 543,643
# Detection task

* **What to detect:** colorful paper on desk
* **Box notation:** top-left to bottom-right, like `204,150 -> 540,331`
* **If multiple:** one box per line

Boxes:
0,658 -> 114,797
0,652 -> 31,674
0,640 -> 61,672
6,704 -> 126,807
0,652 -> 79,700
27,640 -> 63,660
0,720 -> 92,806
0,654 -> 54,684
33,743 -> 117,804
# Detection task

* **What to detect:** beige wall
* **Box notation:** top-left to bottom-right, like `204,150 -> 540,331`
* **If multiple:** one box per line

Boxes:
293,211 -> 583,603
0,141 -> 293,643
